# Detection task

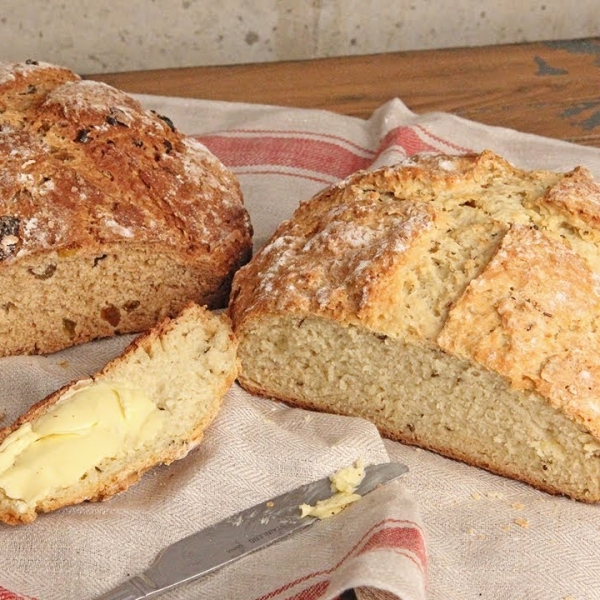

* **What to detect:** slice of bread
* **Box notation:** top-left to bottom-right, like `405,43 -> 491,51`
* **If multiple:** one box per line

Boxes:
229,150 -> 600,502
0,60 -> 252,357
0,302 -> 238,525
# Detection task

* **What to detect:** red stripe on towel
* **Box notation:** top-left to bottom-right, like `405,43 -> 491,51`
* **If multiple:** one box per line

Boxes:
197,124 -> 465,183
254,519 -> 426,600
0,587 -> 36,600
197,134 -> 371,180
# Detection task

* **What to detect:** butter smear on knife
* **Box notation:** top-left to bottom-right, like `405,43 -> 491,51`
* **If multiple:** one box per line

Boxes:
299,459 -> 365,519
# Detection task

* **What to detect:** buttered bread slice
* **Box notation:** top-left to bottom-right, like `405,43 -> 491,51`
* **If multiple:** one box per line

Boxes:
0,303 -> 237,525
229,150 -> 600,502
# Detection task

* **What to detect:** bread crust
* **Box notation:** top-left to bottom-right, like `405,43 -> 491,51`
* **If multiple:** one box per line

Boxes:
229,150 -> 556,332
230,150 -> 600,501
0,61 -> 252,356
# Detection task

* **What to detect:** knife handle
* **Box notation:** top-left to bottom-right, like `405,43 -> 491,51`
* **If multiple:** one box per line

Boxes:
94,573 -> 159,600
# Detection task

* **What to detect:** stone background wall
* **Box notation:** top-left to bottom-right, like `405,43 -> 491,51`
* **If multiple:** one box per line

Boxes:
0,0 -> 598,74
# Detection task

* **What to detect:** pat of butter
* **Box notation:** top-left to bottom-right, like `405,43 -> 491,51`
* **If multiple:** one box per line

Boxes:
0,381 -> 164,505
329,460 -> 366,494
300,459 -> 366,520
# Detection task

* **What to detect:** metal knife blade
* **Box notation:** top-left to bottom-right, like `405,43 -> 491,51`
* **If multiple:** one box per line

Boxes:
94,461 -> 408,600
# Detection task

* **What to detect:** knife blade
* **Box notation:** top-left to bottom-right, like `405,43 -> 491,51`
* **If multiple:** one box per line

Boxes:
94,461 -> 408,600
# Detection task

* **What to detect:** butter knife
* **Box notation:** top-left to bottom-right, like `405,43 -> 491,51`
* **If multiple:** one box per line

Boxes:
94,461 -> 408,600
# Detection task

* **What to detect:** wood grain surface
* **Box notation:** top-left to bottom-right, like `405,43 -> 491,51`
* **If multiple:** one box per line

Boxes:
87,38 -> 600,147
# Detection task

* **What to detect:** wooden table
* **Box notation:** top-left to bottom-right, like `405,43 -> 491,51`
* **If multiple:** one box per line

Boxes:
87,38 -> 600,148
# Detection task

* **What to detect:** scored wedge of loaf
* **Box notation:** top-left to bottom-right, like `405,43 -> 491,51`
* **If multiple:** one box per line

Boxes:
0,60 -> 252,357
0,302 -> 237,525
229,150 -> 600,502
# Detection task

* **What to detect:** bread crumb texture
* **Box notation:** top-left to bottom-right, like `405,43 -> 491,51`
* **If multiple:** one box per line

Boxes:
514,517 -> 530,529
0,302 -> 238,525
0,60 -> 252,357
230,150 -> 600,502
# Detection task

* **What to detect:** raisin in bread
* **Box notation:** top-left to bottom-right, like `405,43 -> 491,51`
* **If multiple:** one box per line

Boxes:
0,302 -> 237,525
0,60 -> 252,357
229,150 -> 600,502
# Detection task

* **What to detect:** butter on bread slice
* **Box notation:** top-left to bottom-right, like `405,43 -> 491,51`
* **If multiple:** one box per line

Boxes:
0,302 -> 238,525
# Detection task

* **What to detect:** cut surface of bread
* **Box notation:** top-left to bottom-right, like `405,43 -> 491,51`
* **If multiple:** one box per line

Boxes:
229,150 -> 600,502
0,60 -> 252,357
0,302 -> 238,525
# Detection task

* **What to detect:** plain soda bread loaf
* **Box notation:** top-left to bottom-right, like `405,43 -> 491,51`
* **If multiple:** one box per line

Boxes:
229,150 -> 600,502
0,60 -> 252,357
0,302 -> 238,525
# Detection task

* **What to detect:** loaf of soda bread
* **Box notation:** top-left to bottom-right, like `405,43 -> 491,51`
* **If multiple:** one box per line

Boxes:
0,60 -> 252,357
229,150 -> 600,502
0,302 -> 237,525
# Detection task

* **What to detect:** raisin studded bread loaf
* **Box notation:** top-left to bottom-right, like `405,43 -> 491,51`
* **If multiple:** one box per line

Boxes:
229,150 -> 600,502
0,302 -> 238,525
0,60 -> 252,357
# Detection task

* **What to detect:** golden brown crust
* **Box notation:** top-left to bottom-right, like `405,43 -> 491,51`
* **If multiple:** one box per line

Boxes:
229,184 -> 434,329
535,165 -> 600,230
438,224 -> 600,439
230,150 -> 556,335
230,149 -> 600,500
0,61 -> 252,356
0,60 -> 79,117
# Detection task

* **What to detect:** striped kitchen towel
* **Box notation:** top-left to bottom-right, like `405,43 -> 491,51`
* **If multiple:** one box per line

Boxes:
3,94 -> 600,600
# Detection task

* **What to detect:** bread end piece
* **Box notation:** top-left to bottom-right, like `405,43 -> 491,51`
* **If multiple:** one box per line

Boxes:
0,302 -> 238,525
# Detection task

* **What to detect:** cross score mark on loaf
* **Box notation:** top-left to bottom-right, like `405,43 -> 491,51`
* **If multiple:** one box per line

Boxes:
230,150 -> 600,502
438,224 -> 600,439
